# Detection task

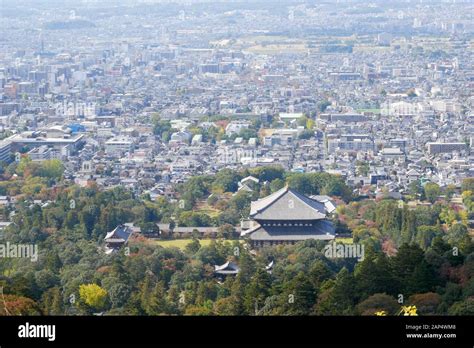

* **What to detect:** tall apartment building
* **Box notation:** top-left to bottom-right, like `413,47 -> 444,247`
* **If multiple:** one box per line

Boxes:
427,142 -> 469,155
0,140 -> 12,163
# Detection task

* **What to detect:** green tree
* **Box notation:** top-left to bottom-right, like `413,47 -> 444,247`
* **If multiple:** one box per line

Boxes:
356,161 -> 370,177
244,268 -> 272,314
249,166 -> 285,182
448,299 -> 474,315
41,287 -> 64,315
16,156 -> 34,177
287,173 -> 314,195
406,260 -> 438,294
146,281 -> 170,315
152,115 -> 172,139
185,237 -> 201,254
228,275 -> 246,315
445,184 -> 456,200
415,226 -> 441,250
108,283 -> 131,309
424,183 -> 440,203
409,180 -> 423,198
39,159 -> 64,179
269,178 -> 285,193
356,293 -> 399,315
279,271 -> 316,315
390,244 -> 425,295
355,251 -> 397,299
318,100 -> 331,112
445,223 -> 472,253
315,268 -> 355,315
322,176 -> 352,202
461,178 -> 474,193
400,206 -> 416,244
212,169 -> 241,193
308,260 -> 333,289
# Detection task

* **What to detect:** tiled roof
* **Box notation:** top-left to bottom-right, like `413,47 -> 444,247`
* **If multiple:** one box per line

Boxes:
250,186 -> 326,220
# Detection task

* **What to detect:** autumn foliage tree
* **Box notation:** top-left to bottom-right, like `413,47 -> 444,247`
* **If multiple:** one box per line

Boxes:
0,294 -> 42,315
79,284 -> 108,313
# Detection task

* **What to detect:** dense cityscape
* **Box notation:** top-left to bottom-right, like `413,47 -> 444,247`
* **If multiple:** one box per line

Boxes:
0,0 -> 473,321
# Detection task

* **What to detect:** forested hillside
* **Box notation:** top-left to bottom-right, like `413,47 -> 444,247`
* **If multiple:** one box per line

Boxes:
0,161 -> 473,316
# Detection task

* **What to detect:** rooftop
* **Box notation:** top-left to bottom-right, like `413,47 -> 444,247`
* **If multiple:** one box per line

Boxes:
250,186 -> 327,221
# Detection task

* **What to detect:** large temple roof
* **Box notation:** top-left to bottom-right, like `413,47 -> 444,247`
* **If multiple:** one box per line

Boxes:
250,186 -> 326,221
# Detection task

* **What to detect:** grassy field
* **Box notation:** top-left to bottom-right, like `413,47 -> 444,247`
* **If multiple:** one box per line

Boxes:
152,237 -> 353,250
153,239 -> 213,250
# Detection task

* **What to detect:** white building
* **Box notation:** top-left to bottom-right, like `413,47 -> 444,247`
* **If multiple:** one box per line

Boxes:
105,137 -> 134,155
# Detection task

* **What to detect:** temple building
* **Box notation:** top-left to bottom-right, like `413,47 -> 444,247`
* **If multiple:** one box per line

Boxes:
214,261 -> 240,281
104,224 -> 133,254
241,186 -> 336,248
